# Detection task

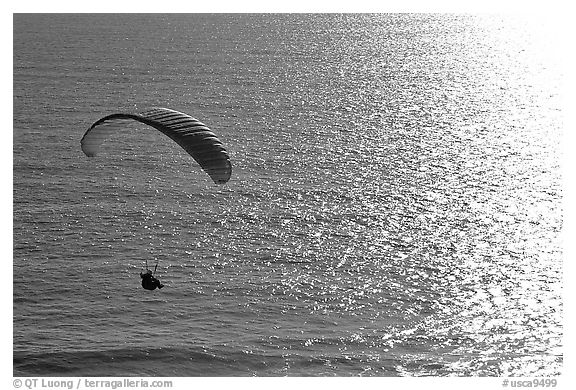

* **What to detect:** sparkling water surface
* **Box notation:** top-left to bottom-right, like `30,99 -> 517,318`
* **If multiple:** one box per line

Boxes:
13,14 -> 562,376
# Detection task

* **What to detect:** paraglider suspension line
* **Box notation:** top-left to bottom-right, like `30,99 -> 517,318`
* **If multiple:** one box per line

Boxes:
145,258 -> 159,275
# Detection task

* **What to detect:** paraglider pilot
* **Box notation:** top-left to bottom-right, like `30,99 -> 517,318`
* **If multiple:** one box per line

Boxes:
140,269 -> 164,290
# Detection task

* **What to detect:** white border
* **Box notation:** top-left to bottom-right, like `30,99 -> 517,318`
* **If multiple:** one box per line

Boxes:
5,2 -> 574,387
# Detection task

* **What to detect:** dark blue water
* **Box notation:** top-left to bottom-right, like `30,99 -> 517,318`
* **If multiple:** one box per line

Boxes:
13,14 -> 562,376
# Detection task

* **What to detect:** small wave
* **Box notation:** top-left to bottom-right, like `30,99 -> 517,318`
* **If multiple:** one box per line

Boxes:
13,345 -> 401,376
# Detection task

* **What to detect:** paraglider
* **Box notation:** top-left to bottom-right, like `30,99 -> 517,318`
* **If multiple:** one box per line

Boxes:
80,107 -> 232,184
141,270 -> 164,290
141,260 -> 164,291
81,107 -> 232,290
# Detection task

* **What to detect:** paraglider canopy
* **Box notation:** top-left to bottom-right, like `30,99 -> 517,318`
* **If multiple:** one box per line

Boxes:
80,107 -> 232,184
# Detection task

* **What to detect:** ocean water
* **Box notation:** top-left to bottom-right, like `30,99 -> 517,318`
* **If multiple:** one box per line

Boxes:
13,14 -> 563,376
